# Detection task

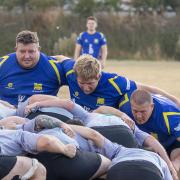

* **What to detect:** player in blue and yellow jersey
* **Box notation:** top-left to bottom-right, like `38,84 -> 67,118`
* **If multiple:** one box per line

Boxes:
74,16 -> 107,68
0,30 -> 66,105
61,54 -> 180,112
62,54 -> 136,111
130,89 -> 180,172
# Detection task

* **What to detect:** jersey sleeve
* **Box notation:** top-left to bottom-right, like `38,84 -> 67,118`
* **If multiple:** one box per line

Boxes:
108,75 -> 137,96
134,126 -> 150,146
70,102 -> 91,125
165,112 -> 180,138
16,130 -> 42,154
0,55 -> 11,67
76,32 -> 83,45
59,59 -> 75,85
99,32 -> 107,46
50,58 -> 74,86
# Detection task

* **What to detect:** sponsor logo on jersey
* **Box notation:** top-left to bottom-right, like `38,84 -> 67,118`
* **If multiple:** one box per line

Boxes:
94,39 -> 99,44
33,83 -> 42,91
96,98 -> 105,105
5,82 -> 14,89
75,91 -> 79,97
72,91 -> 80,99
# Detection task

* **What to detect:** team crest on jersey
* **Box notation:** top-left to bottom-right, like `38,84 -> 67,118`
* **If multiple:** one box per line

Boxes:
96,98 -> 105,105
75,91 -> 79,97
85,39 -> 88,43
150,132 -> 158,139
94,39 -> 99,44
5,82 -> 14,89
72,91 -> 80,99
8,83 -> 13,88
33,83 -> 42,91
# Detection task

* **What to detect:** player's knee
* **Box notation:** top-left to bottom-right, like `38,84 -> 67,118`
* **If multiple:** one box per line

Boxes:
90,154 -> 111,179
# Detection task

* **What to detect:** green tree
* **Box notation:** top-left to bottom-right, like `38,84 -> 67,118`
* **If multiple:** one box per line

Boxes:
73,0 -> 96,17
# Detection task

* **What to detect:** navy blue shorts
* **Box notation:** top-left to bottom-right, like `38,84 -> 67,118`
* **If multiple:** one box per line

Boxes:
92,125 -> 139,148
0,156 -> 17,179
28,150 -> 101,180
107,160 -> 163,180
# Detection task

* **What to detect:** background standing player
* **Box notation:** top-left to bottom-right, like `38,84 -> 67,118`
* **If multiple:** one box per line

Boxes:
74,16 -> 107,68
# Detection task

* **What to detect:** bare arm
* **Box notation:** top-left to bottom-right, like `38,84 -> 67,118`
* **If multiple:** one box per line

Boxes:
137,82 -> 180,107
0,100 -> 16,109
34,115 -> 75,137
74,44 -> 82,60
28,94 -> 59,105
37,135 -> 76,158
99,44 -> 107,69
143,136 -> 178,180
25,98 -> 74,115
0,116 -> 27,129
70,125 -> 105,148
93,106 -> 135,130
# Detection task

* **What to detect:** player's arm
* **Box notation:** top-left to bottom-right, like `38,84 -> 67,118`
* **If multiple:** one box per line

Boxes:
99,44 -> 107,69
74,44 -> 82,60
93,106 -> 135,130
136,82 -> 180,108
36,135 -> 76,158
70,125 -> 105,148
34,115 -> 75,137
0,100 -> 16,109
28,94 -> 59,105
0,116 -> 27,129
143,135 -> 178,180
25,97 -> 73,115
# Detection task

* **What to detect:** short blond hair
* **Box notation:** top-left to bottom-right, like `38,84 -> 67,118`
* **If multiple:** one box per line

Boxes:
73,54 -> 101,80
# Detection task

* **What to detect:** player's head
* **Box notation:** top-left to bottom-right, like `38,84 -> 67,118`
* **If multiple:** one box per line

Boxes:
86,16 -> 97,33
74,54 -> 101,94
15,30 -> 41,69
130,89 -> 154,124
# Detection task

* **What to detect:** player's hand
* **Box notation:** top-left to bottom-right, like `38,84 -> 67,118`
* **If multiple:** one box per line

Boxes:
61,123 -> 75,138
100,60 -> 105,69
175,99 -> 180,108
121,113 -> 135,131
25,102 -> 40,116
64,144 -> 76,158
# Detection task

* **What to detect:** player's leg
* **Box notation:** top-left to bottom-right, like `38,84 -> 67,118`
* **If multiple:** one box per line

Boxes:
2,156 -> 46,180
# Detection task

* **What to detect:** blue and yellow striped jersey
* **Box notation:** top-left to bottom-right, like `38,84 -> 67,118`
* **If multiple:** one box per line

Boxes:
62,59 -> 137,112
0,52 -> 66,105
76,31 -> 107,59
119,92 -> 180,148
